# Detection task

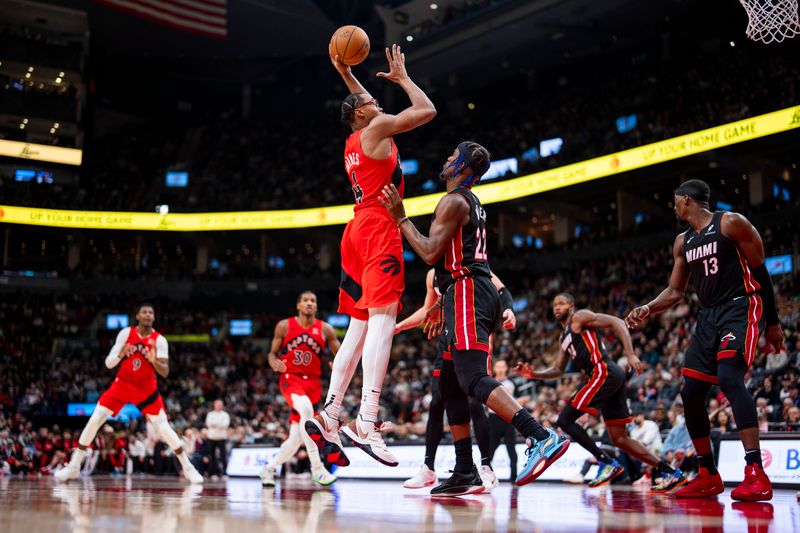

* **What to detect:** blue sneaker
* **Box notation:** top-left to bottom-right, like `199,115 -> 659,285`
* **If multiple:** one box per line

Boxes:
651,468 -> 690,493
587,459 -> 624,488
515,430 -> 570,486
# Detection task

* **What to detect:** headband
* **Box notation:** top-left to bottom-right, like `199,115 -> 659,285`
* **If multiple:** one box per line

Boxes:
675,183 -> 710,202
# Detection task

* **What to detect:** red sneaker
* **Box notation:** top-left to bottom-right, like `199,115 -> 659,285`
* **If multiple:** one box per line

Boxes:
731,465 -> 773,502
674,467 -> 724,499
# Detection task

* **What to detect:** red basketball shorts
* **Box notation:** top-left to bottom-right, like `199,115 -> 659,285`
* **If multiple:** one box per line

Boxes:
280,373 -> 322,424
338,207 -> 404,320
98,379 -> 165,417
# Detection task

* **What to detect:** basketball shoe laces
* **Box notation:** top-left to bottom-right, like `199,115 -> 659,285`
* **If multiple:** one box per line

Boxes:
360,418 -> 394,451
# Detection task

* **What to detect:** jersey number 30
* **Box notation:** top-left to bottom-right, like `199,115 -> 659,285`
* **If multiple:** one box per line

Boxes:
292,350 -> 312,366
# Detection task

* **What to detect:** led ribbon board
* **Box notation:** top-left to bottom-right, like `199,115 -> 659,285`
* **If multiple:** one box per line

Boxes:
1,105 -> 798,231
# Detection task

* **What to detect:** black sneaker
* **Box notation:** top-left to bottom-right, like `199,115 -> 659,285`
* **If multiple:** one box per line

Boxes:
430,466 -> 485,497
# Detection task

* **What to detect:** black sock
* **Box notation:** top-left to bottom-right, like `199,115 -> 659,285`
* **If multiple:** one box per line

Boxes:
656,460 -> 676,474
744,449 -> 762,468
424,454 -> 435,470
697,454 -> 718,475
511,409 -> 549,441
453,438 -> 474,475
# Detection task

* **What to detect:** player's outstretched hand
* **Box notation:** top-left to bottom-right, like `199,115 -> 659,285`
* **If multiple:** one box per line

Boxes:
625,305 -> 649,329
422,304 -> 443,340
765,324 -> 785,354
378,184 -> 406,223
376,44 -> 408,84
514,361 -> 535,379
502,309 -> 516,330
626,354 -> 643,375
269,358 -> 287,373
328,43 -> 351,76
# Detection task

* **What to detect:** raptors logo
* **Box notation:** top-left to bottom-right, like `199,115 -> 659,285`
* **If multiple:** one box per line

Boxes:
762,449 -> 772,469
132,357 -> 142,371
380,254 -> 401,276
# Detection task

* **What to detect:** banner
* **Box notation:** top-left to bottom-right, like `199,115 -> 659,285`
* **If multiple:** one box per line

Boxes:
0,140 -> 82,166
718,437 -> 800,484
226,443 -> 594,481
2,105 -> 799,231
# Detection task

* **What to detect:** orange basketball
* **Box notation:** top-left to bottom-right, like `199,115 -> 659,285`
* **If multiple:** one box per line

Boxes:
330,25 -> 370,66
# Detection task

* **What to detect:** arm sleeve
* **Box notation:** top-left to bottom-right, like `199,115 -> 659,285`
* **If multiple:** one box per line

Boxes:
156,335 -> 169,359
105,328 -> 129,369
752,263 -> 779,326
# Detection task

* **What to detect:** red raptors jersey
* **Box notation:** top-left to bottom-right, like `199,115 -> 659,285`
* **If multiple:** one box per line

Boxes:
344,129 -> 404,211
280,318 -> 326,378
116,327 -> 160,389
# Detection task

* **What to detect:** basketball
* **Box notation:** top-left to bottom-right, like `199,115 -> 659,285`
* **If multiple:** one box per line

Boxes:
330,25 -> 370,66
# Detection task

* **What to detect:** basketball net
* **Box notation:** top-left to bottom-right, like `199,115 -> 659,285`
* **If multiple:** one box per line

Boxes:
740,0 -> 800,43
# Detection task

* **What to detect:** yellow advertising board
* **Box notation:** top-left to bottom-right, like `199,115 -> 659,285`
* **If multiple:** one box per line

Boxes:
0,140 -> 83,166
1,105 -> 798,231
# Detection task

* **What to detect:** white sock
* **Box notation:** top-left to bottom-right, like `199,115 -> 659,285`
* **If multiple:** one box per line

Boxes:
322,318 -> 367,422
291,394 -> 325,470
358,306 -> 397,426
68,448 -> 87,470
269,424 -> 303,469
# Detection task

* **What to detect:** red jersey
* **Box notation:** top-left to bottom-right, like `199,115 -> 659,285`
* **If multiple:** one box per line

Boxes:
344,129 -> 404,212
279,317 -> 326,378
116,327 -> 161,390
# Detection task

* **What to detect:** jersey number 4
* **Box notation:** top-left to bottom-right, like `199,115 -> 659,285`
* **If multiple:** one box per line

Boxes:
292,350 -> 313,366
702,257 -> 718,276
351,172 -> 364,204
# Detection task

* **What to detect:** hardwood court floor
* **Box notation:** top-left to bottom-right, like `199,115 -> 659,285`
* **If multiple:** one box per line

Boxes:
0,475 -> 797,532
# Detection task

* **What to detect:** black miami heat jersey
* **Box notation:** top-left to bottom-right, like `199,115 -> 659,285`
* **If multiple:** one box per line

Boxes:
560,323 -> 609,374
683,211 -> 760,308
434,187 -> 492,294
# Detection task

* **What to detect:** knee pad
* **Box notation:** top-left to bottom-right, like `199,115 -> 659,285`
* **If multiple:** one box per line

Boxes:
717,362 -> 758,430
453,350 -> 501,403
444,393 -> 471,426
556,404 -> 582,430
468,397 -> 485,419
680,376 -> 712,439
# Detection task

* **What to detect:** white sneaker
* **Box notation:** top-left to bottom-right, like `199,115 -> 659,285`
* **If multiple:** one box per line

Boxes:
563,471 -> 586,484
183,465 -> 204,484
304,412 -> 349,467
54,465 -> 80,482
311,466 -> 337,486
479,465 -> 499,493
260,465 -> 276,487
340,418 -> 398,467
404,464 -> 438,489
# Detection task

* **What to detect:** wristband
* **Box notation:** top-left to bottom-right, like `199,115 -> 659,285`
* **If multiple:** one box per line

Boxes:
397,216 -> 409,227
641,304 -> 650,317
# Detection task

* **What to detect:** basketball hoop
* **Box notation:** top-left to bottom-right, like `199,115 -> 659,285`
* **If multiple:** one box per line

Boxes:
739,0 -> 800,43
